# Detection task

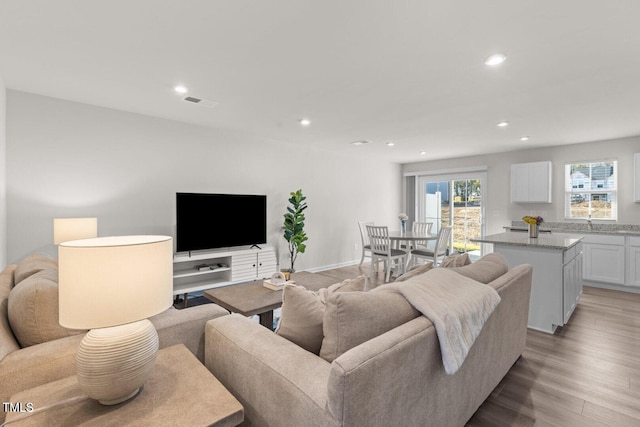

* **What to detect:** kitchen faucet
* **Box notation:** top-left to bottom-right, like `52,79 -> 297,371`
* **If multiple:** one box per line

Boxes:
587,214 -> 593,231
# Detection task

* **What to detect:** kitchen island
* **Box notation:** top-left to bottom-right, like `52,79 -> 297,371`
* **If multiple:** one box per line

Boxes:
472,232 -> 584,333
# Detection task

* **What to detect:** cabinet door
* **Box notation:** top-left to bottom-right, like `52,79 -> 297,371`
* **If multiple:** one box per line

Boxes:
231,253 -> 258,282
256,250 -> 277,278
511,164 -> 530,203
563,258 -> 576,324
583,243 -> 625,285
510,161 -> 552,203
634,153 -> 640,202
626,245 -> 640,287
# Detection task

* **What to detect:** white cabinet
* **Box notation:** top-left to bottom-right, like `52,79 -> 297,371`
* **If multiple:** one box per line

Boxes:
563,243 -> 583,324
231,250 -> 277,282
582,234 -> 625,285
493,240 -> 582,334
634,153 -> 640,202
173,245 -> 277,296
511,161 -> 552,203
626,236 -> 640,287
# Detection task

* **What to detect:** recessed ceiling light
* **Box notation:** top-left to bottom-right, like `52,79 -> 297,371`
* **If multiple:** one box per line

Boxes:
497,121 -> 509,128
174,85 -> 188,94
386,142 -> 395,147
351,140 -> 370,146
420,151 -> 427,155
485,54 -> 507,66
520,136 -> 530,141
299,118 -> 311,126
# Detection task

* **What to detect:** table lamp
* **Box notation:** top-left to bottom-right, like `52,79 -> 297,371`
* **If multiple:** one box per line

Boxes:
58,235 -> 173,405
53,218 -> 98,244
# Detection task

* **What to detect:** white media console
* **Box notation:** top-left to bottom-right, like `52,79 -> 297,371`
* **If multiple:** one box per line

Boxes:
173,244 -> 277,297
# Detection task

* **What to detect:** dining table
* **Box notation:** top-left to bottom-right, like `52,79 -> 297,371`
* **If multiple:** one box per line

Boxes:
388,230 -> 437,268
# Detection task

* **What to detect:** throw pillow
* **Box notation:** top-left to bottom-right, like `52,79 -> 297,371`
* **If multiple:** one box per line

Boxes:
452,252 -> 508,284
319,289 -> 420,362
274,284 -> 326,354
8,269 -> 86,347
14,254 -> 58,285
440,252 -> 472,268
275,275 -> 367,354
394,262 -> 434,282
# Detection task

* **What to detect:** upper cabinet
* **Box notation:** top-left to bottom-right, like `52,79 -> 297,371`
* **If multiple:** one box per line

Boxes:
634,153 -> 640,202
511,161 -> 552,203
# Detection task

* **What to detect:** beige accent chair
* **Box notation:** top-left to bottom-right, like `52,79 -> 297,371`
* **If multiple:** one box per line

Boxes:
205,253 -> 533,427
0,254 -> 230,423
367,225 -> 407,282
357,221 -> 374,266
411,225 -> 452,266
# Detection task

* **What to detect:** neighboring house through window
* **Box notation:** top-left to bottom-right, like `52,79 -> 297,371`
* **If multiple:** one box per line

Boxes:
565,160 -> 617,220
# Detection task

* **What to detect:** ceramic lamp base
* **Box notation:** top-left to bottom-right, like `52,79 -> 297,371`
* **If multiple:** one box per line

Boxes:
76,319 -> 159,405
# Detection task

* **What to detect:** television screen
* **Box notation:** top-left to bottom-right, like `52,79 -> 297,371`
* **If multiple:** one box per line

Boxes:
176,193 -> 267,253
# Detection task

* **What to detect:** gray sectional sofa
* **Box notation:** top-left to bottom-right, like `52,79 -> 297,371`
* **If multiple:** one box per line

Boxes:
205,253 -> 533,427
0,254 -> 230,423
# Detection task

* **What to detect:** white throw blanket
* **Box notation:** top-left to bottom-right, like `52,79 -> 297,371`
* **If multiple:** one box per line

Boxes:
380,268 -> 501,374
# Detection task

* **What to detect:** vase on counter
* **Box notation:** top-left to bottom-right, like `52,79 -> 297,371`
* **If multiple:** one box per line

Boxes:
529,223 -> 539,238
401,220 -> 406,233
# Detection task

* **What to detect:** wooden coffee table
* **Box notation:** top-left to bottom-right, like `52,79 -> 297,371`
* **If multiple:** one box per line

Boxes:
204,272 -> 337,329
6,344 -> 243,426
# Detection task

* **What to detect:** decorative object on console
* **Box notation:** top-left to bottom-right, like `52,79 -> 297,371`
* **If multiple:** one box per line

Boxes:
58,235 -> 173,405
282,189 -> 308,273
263,271 -> 295,290
523,215 -> 543,238
53,218 -> 97,244
399,213 -> 408,233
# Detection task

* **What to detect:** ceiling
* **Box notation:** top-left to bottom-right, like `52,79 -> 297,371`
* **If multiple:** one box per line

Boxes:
1,1 -> 640,164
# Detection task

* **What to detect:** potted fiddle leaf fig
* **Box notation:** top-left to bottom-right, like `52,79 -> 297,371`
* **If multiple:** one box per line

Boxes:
283,189 -> 308,274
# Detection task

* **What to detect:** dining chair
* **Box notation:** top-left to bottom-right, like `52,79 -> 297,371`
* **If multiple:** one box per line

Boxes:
410,226 -> 452,267
410,221 -> 433,250
358,221 -> 374,266
366,225 -> 407,282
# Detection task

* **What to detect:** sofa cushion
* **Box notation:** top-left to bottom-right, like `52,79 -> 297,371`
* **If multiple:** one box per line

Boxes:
394,261 -> 434,282
452,252 -> 509,284
275,276 -> 366,354
440,252 -> 472,268
8,269 -> 86,348
14,254 -> 58,285
1,265 -> 20,360
319,288 -> 420,362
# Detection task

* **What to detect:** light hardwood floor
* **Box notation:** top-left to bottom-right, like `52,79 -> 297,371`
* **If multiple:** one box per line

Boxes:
313,263 -> 640,427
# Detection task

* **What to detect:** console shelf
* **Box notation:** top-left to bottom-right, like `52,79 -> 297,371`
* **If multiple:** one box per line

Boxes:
173,245 -> 277,304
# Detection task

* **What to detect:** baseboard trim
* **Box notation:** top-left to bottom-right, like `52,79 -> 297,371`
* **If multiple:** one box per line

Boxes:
305,259 -> 361,273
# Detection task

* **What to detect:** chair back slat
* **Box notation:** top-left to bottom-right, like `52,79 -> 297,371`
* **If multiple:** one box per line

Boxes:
412,221 -> 433,248
435,226 -> 453,256
358,221 -> 374,247
366,225 -> 391,256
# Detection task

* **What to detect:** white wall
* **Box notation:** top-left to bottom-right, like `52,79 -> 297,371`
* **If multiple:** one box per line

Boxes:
402,137 -> 640,235
6,90 -> 401,268
0,76 -> 6,268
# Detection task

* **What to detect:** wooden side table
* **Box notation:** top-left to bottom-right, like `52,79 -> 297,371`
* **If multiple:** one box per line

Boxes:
5,344 -> 243,426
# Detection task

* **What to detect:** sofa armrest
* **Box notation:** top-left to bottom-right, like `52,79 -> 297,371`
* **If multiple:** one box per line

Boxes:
149,304 -> 229,362
0,333 -> 84,419
205,314 -> 338,427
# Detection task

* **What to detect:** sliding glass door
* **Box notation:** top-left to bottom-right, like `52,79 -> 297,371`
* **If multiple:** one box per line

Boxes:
417,172 -> 486,258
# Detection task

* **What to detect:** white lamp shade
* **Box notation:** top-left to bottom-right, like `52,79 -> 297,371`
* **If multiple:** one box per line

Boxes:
58,235 -> 173,329
54,218 -> 98,244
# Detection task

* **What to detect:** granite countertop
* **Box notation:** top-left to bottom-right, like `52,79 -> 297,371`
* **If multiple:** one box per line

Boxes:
509,221 -> 640,236
472,232 -> 584,250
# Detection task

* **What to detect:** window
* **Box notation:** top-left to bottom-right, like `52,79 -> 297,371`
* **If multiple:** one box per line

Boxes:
565,161 -> 617,220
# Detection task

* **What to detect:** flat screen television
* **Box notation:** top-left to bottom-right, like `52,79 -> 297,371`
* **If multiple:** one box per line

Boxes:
176,193 -> 267,253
